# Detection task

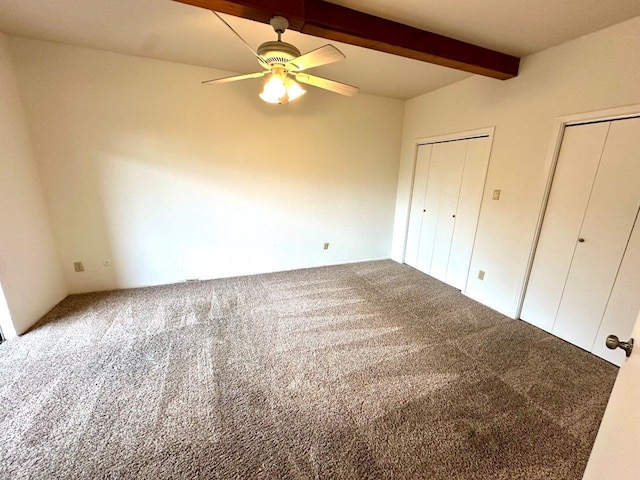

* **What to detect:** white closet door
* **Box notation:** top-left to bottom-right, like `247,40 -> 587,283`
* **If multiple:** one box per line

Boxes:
415,157 -> 439,274
553,117 -> 640,350
429,140 -> 467,281
415,142 -> 458,273
446,136 -> 491,290
405,145 -> 432,268
520,122 -> 609,332
591,211 -> 640,365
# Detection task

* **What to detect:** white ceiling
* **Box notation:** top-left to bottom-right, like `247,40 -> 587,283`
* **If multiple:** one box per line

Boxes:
0,0 -> 638,100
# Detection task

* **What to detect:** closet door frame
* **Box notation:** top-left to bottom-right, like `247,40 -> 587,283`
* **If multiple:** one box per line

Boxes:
517,103 -> 640,319
403,126 -> 495,294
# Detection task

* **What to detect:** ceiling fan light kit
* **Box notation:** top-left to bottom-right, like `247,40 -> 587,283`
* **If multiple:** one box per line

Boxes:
259,69 -> 306,104
203,12 -> 359,104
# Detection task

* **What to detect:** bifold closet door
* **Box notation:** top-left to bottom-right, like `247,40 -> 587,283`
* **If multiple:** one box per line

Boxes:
552,117 -> 640,350
405,136 -> 490,289
521,116 -> 640,363
404,144 -> 432,268
413,141 -> 466,274
446,136 -> 492,290
428,140 -> 467,280
592,215 -> 640,364
520,123 -> 609,332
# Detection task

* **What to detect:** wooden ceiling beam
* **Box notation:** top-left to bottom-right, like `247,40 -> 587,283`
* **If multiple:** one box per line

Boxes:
177,0 -> 306,30
173,0 -> 520,79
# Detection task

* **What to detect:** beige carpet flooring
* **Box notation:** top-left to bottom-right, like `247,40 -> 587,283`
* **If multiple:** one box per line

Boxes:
0,260 -> 617,479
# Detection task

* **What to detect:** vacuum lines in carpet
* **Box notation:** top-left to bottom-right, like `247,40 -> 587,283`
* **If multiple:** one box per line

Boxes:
0,260 -> 617,479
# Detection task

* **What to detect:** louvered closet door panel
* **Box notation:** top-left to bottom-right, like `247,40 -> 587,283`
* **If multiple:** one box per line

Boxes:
429,140 -> 467,281
553,117 -> 640,350
520,122 -> 609,332
405,145 -> 432,268
446,136 -> 491,290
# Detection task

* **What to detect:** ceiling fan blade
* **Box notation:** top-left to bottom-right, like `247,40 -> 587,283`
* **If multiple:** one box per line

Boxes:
286,45 -> 346,72
294,73 -> 359,96
202,71 -> 266,85
212,11 -> 270,70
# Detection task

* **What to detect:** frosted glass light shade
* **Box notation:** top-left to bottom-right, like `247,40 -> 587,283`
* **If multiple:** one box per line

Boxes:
286,78 -> 306,101
259,74 -> 306,104
259,74 -> 287,103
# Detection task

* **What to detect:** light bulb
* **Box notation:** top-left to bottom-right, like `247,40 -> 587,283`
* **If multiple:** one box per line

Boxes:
285,78 -> 306,102
259,74 -> 286,103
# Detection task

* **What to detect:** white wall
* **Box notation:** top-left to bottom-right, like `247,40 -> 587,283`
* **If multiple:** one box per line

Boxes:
0,34 -> 67,336
392,16 -> 640,317
9,38 -> 404,293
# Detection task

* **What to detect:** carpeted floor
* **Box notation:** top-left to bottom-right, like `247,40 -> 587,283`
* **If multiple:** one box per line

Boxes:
0,260 -> 617,479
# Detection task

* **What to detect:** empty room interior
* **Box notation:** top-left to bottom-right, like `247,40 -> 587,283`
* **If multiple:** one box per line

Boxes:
1,0 -> 640,478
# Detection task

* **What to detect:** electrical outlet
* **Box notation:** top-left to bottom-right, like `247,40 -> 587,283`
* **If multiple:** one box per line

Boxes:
323,242 -> 330,250
74,261 -> 85,273
492,189 -> 501,200
478,270 -> 485,280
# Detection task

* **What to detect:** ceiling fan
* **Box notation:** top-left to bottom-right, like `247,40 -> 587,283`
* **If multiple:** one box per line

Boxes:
203,12 -> 359,104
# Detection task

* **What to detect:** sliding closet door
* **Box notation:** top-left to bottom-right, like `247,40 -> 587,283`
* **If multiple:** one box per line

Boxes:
520,123 -> 609,332
446,136 -> 491,290
428,141 -> 467,281
552,117 -> 640,350
405,145 -> 432,268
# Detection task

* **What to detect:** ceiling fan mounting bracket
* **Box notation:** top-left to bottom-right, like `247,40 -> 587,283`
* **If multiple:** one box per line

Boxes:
270,16 -> 289,35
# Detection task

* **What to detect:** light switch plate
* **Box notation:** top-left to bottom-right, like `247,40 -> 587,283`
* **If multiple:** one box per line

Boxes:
492,189 -> 501,200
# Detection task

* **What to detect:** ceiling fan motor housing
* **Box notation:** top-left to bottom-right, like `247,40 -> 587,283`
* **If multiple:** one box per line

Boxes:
257,41 -> 301,66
